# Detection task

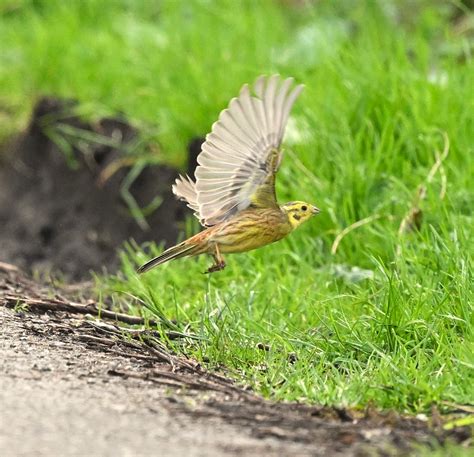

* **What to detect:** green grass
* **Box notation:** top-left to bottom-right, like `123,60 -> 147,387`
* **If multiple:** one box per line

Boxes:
416,440 -> 474,457
1,0 -> 473,415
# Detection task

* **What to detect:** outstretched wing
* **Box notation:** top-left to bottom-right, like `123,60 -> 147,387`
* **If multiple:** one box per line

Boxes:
196,75 -> 304,226
174,75 -> 304,227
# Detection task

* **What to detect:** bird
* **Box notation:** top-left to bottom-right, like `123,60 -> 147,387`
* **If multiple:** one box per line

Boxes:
137,75 -> 320,274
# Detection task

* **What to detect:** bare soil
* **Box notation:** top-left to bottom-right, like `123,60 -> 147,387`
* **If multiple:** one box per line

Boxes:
0,98 -> 200,280
1,266 -> 471,456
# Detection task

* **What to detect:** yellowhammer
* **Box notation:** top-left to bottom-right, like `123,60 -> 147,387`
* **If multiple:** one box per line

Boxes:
138,75 -> 320,274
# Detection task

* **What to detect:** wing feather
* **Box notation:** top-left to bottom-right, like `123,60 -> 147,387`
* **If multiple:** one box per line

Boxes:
172,174 -> 201,221
280,83 -> 304,139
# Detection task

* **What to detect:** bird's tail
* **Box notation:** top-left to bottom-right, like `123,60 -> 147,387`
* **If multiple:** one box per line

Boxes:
137,242 -> 198,274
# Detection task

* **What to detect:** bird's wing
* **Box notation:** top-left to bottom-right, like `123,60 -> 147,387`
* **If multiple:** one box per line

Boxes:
172,174 -> 202,222
193,75 -> 304,227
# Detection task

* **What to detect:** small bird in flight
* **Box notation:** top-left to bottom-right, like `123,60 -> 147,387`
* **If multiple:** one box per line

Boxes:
138,75 -> 320,274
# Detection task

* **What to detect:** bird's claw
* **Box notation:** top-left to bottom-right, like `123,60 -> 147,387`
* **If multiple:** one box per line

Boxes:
204,261 -> 226,274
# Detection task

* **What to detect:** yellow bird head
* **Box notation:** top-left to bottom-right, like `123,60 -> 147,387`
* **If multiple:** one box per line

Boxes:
281,201 -> 320,229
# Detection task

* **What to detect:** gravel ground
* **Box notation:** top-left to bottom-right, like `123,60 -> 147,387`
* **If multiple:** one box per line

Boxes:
0,307 -> 311,457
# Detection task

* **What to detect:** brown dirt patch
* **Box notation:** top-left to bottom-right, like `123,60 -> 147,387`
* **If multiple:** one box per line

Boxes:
0,98 -> 195,280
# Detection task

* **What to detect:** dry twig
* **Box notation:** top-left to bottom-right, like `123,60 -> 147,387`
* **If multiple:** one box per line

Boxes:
398,132 -> 450,239
331,214 -> 385,255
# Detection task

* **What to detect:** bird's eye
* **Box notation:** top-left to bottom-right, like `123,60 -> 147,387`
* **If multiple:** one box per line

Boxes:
301,205 -> 307,211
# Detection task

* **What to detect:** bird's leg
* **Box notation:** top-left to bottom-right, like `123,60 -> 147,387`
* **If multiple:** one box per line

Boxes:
205,244 -> 226,274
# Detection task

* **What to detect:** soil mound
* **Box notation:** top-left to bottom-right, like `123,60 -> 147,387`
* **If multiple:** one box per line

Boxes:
0,98 -> 197,280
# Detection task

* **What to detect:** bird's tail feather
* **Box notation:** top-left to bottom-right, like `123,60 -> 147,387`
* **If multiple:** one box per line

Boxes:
137,243 -> 197,274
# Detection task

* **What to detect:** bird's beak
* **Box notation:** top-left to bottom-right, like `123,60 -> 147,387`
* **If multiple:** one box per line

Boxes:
311,205 -> 320,215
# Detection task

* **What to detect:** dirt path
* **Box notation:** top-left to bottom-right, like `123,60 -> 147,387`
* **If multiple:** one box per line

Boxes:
1,306 -> 315,457
0,268 -> 470,456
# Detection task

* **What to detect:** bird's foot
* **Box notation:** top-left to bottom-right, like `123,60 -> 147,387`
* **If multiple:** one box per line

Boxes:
204,261 -> 226,274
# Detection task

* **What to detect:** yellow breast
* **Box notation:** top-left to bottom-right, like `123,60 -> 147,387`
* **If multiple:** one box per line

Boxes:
211,208 -> 292,254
